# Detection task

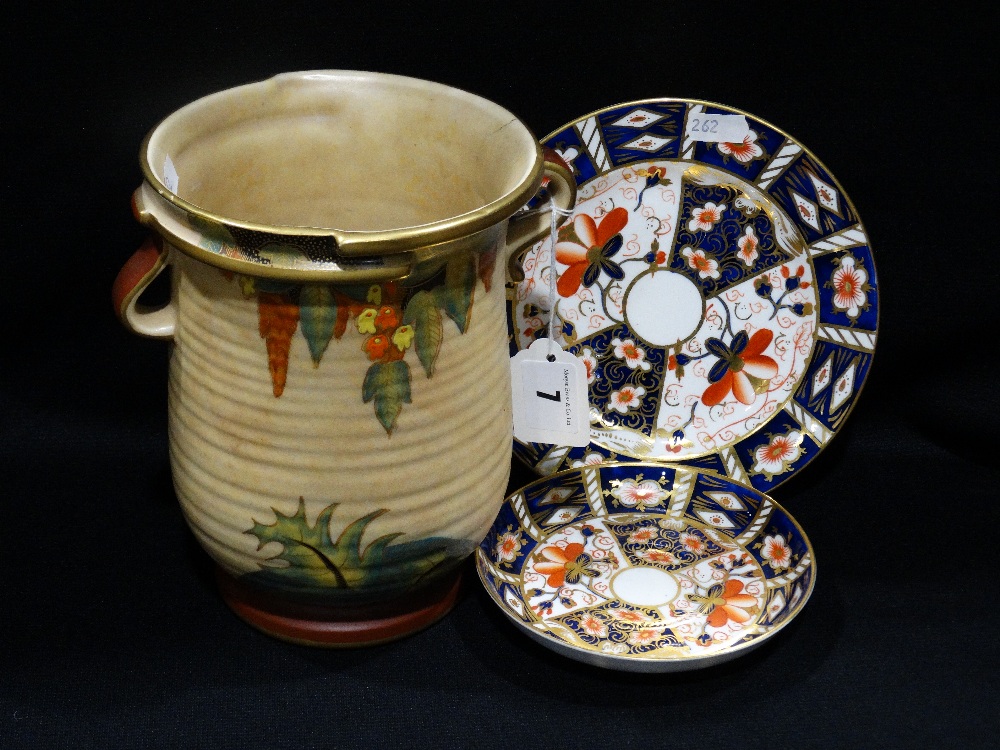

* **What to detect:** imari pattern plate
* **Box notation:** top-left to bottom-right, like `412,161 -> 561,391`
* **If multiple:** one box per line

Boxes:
477,463 -> 814,672
508,100 -> 878,492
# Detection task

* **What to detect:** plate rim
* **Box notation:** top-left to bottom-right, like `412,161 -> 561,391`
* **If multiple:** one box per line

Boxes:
510,96 -> 880,488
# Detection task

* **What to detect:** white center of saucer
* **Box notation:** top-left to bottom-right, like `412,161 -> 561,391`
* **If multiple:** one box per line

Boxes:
611,566 -> 679,607
624,271 -> 703,346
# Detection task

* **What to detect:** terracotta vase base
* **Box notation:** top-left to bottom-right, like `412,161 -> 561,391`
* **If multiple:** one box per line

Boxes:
215,567 -> 462,647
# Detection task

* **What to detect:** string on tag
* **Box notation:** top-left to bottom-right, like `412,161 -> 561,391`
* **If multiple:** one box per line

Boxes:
547,203 -> 574,361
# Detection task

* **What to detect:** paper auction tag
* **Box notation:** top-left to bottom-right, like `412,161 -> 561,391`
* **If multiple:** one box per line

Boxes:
511,338 -> 590,446
685,113 -> 750,143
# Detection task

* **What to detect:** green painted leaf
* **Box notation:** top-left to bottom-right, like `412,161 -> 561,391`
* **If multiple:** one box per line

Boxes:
299,285 -> 338,366
402,290 -> 443,377
247,502 -> 406,590
435,252 -> 477,333
362,360 -> 412,435
331,509 -> 387,570
357,532 -> 406,567
248,499 -> 347,585
245,500 -> 477,597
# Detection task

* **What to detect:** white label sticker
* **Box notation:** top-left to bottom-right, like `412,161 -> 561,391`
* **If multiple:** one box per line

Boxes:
163,155 -> 179,194
685,114 -> 750,143
511,339 -> 590,447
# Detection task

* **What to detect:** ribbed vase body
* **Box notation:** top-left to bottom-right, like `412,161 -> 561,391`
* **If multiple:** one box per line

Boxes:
166,239 -> 511,604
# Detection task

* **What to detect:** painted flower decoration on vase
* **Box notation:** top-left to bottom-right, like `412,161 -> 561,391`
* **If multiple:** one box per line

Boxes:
681,246 -> 720,279
759,533 -> 792,571
608,385 -> 646,414
736,225 -> 760,265
687,202 -> 727,232
608,477 -> 668,510
391,325 -> 415,351
831,255 -> 869,318
533,543 -> 600,588
554,208 -> 628,297
717,130 -> 764,163
752,430 -> 804,479
374,305 -> 400,331
701,329 -> 778,406
362,334 -> 391,361
691,579 -> 759,628
611,337 -> 651,371
356,308 -> 378,334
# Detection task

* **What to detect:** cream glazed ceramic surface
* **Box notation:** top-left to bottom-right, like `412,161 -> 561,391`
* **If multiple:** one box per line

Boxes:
114,72 -> 576,635
166,241 -> 511,598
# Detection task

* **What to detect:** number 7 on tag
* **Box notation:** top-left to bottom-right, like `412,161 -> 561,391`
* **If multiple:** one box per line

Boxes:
511,339 -> 590,447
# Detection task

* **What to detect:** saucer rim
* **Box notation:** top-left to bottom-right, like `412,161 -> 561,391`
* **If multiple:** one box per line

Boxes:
478,462 -> 817,672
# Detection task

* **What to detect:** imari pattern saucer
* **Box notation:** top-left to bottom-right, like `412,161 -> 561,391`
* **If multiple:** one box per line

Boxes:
508,100 -> 878,492
477,463 -> 814,672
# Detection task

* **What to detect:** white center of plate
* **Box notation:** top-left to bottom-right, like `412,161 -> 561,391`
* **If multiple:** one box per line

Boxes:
611,566 -> 679,607
624,271 -> 703,346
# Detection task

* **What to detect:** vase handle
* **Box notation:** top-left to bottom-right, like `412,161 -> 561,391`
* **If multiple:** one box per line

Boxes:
112,233 -> 176,340
504,148 -> 577,281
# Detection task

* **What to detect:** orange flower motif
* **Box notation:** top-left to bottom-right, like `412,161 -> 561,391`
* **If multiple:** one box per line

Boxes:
717,131 -> 764,163
494,530 -> 523,564
708,580 -> 757,628
681,246 -> 720,279
760,533 -> 792,570
703,579 -> 759,628
363,334 -> 390,361
641,549 -> 677,565
627,627 -> 663,646
579,614 -> 608,638
554,208 -> 629,297
611,608 -> 647,623
687,202 -> 726,232
702,329 -> 779,407
533,542 -> 597,588
375,305 -> 401,331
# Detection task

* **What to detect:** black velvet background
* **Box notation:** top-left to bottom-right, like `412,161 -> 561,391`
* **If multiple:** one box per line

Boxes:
2,3 -> 997,747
